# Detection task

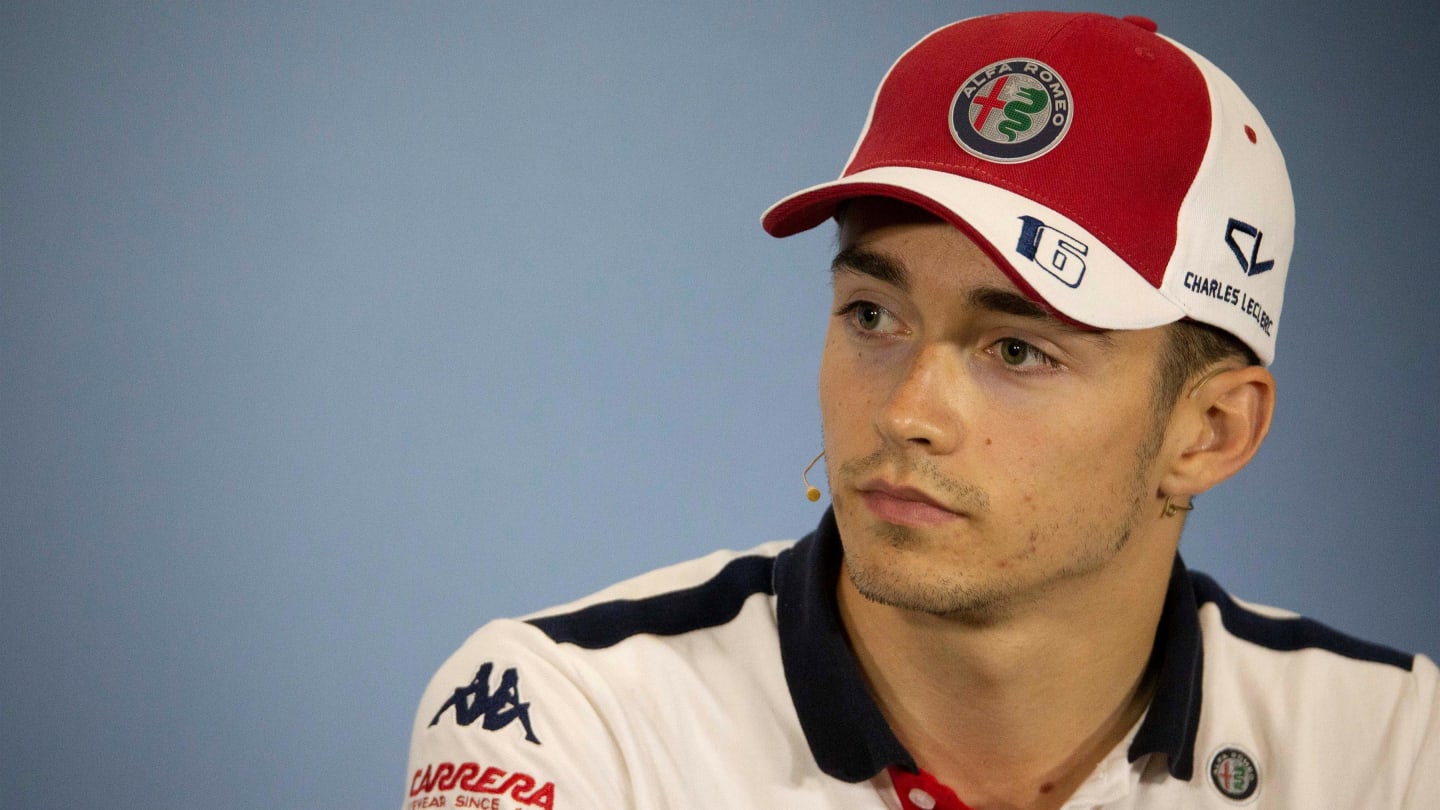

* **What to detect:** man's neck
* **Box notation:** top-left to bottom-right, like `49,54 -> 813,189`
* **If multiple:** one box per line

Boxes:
836,540 -> 1175,810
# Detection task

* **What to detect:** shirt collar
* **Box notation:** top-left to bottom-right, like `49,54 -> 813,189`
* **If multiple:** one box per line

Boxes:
774,509 -> 1205,783
774,508 -> 916,781
1126,554 -> 1204,779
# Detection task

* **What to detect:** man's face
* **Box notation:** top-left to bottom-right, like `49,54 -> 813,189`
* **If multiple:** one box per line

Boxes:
820,199 -> 1176,618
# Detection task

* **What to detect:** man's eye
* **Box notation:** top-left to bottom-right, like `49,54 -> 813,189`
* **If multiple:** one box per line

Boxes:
993,338 -> 1059,369
998,338 -> 1030,364
854,303 -> 885,330
836,301 -> 897,333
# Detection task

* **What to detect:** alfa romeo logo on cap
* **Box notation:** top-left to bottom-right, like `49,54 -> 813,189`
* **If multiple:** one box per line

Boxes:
950,59 -> 1072,163
1209,746 -> 1259,802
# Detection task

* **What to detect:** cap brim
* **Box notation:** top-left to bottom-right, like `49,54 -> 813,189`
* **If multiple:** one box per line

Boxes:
762,166 -> 1186,331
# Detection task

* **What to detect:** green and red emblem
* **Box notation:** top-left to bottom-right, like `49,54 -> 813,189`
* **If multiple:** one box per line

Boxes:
950,58 -> 1073,163
1209,746 -> 1259,801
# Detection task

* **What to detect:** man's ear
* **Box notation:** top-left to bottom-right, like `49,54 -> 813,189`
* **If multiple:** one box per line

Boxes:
1159,366 -> 1276,498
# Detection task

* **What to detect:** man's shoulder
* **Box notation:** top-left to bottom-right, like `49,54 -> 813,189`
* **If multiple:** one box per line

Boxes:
518,538 -> 794,646
405,539 -> 813,809
1190,569 -> 1420,672
431,538 -> 797,684
1187,570 -> 1439,804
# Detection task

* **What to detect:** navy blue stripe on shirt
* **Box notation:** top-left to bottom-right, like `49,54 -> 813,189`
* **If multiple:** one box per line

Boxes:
776,514 -> 917,782
1128,555 -> 1204,780
1191,572 -> 1414,670
526,554 -> 777,649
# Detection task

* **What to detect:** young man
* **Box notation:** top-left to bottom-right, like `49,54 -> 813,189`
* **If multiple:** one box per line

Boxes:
404,12 -> 1438,809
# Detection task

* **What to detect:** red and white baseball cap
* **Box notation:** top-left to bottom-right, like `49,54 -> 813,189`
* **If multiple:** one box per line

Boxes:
762,12 -> 1293,364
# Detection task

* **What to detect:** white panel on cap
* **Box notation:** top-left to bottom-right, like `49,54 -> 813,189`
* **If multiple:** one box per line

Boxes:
805,165 -> 1187,330
1162,37 -> 1294,366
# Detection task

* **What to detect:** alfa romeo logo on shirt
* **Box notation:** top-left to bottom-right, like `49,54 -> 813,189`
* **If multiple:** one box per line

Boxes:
950,58 -> 1072,163
1209,746 -> 1260,801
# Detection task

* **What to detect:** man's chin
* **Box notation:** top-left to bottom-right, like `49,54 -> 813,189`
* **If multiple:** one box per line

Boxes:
841,542 -> 1017,620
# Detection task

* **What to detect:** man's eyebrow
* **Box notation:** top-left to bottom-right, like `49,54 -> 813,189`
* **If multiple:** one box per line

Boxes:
967,286 -> 1051,319
969,286 -> 1113,343
831,246 -> 908,292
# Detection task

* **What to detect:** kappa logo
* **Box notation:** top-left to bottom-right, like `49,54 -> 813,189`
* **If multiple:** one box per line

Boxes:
429,662 -> 540,744
1209,746 -> 1260,802
1015,215 -> 1089,288
950,59 -> 1073,163
1224,219 -> 1275,276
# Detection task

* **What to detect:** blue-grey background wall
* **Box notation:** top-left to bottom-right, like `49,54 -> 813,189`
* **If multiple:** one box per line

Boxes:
3,2 -> 1436,806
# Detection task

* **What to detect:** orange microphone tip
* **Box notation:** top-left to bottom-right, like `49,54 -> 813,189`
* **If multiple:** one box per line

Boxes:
806,487 -> 821,502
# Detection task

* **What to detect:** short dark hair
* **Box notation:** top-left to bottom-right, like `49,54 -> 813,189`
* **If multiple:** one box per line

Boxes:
1153,320 -> 1260,415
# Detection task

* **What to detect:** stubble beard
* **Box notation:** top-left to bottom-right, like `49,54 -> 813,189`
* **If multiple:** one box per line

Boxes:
838,416 -> 1166,621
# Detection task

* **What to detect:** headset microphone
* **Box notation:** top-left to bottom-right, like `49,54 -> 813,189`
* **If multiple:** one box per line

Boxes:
802,452 -> 825,502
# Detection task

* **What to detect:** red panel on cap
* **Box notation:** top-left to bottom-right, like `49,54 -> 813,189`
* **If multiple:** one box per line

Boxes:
839,12 -> 1210,287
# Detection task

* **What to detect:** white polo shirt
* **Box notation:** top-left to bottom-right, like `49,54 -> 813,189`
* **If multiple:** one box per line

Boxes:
403,510 -> 1439,809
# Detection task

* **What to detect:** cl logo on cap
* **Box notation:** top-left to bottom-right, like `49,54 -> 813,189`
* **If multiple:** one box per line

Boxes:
951,59 -> 1073,163
1224,218 -> 1275,276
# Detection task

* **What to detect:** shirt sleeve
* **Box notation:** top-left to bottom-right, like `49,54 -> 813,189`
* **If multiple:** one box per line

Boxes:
1401,654 -> 1440,810
401,619 -> 633,810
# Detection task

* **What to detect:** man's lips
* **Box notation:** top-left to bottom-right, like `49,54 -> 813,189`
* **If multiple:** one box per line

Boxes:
856,481 -> 965,527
